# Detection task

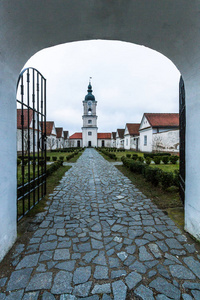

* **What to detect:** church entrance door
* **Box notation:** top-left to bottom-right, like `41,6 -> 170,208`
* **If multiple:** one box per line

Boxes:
88,141 -> 91,147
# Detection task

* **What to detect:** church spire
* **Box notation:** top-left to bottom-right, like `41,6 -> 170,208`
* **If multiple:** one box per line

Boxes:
85,78 -> 95,101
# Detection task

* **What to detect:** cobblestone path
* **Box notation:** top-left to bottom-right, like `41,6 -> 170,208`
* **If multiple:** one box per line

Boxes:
1,149 -> 200,299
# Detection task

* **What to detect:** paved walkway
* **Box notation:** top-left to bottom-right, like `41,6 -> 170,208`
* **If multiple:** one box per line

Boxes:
1,149 -> 200,299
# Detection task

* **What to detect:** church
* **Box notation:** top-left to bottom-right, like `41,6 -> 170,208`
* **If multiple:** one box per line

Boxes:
69,81 -> 112,148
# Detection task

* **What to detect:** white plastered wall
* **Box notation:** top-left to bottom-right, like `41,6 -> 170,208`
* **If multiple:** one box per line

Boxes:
1,0 -> 200,261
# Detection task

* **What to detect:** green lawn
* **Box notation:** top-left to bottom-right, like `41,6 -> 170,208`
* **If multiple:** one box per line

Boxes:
151,164 -> 179,173
115,150 -> 143,161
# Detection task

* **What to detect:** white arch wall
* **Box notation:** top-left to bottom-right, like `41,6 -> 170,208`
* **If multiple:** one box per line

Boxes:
1,0 -> 200,260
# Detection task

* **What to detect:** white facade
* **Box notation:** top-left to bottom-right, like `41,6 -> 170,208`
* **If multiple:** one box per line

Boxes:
97,139 -> 111,148
69,139 -> 83,148
152,130 -> 179,152
139,114 -> 179,153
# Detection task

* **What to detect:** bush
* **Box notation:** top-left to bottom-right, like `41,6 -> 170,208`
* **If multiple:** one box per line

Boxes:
162,156 -> 169,164
170,155 -> 179,164
173,170 -> 179,187
52,156 -> 57,161
126,154 -> 131,158
46,156 -> 51,161
39,159 -> 45,166
161,171 -> 174,189
138,156 -> 144,163
59,156 -> 64,161
153,156 -> 161,165
145,157 -> 151,165
17,158 -> 21,166
132,154 -> 138,160
144,167 -> 162,186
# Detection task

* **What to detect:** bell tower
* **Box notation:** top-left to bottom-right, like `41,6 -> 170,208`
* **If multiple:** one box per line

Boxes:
82,79 -> 98,147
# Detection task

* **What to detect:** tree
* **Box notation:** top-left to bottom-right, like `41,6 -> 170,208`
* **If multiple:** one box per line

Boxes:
47,137 -> 55,150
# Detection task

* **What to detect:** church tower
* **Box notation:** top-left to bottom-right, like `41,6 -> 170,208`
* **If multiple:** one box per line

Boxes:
82,80 -> 98,147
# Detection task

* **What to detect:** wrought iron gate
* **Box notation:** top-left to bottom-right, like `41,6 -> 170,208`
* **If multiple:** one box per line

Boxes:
179,76 -> 186,204
17,68 -> 47,221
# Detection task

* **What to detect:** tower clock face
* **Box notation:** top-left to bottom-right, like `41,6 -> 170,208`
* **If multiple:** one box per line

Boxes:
88,101 -> 92,106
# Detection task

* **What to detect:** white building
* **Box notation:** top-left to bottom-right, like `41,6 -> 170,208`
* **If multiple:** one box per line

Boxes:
139,113 -> 179,153
55,127 -> 64,149
124,123 -> 140,151
111,132 -> 116,148
46,121 -> 57,151
69,133 -> 83,147
116,129 -> 125,149
17,109 -> 41,153
97,133 -> 112,147
63,131 -> 69,148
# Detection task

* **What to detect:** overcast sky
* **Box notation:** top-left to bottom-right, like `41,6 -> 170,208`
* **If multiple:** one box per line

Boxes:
24,40 -> 180,135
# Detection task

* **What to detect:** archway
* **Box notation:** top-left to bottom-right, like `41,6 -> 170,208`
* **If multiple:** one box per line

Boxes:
1,1 -> 200,261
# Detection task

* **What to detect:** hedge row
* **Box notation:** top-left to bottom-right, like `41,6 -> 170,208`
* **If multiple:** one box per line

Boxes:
121,156 -> 179,189
50,147 -> 84,153
98,147 -> 126,152
98,149 -> 117,160
143,152 -> 171,158
125,153 -> 179,165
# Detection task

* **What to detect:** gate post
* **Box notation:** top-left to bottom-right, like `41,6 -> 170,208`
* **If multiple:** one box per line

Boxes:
184,74 -> 200,241
0,68 -> 17,262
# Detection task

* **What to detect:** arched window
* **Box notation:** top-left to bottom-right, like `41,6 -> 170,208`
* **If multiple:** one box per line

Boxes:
88,108 -> 92,115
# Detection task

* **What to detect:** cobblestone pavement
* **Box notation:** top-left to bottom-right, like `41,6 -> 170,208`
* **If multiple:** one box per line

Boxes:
1,149 -> 200,299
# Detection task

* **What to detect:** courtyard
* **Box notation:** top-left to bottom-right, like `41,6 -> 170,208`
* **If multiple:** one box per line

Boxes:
0,149 -> 200,299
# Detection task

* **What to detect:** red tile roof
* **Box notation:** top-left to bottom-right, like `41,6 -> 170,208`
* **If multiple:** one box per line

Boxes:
126,123 -> 140,136
63,131 -> 69,140
55,127 -> 63,138
69,132 -> 82,139
17,109 -> 33,129
144,113 -> 179,127
117,129 -> 125,139
46,121 -> 56,136
97,133 -> 111,139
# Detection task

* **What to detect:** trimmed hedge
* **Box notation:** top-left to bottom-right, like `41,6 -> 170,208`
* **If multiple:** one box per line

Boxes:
144,152 -> 171,159
98,149 -> 117,160
121,156 -> 179,189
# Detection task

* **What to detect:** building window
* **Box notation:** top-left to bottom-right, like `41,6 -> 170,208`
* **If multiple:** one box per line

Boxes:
88,131 -> 92,136
144,135 -> 147,146
88,108 -> 92,115
88,120 -> 92,124
126,139 -> 128,146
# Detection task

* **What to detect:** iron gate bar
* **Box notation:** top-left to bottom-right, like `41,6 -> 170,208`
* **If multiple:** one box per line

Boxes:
16,67 -> 47,221
179,76 -> 186,204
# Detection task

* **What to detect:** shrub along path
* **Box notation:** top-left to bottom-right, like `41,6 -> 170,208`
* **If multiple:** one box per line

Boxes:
0,149 -> 200,299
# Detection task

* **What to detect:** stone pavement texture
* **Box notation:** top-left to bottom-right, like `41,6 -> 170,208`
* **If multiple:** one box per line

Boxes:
1,148 -> 200,299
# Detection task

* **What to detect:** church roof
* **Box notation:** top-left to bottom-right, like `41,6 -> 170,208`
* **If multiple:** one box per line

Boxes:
144,113 -> 179,127
98,133 -> 111,139
85,81 -> 95,101
69,132 -> 82,139
126,123 -> 140,136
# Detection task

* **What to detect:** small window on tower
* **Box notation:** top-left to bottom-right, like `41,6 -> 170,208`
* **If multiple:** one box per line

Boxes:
88,120 -> 92,124
88,108 -> 92,115
88,132 -> 92,136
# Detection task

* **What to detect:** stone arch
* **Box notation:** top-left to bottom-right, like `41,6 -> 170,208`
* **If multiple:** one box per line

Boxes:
1,1 -> 200,261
